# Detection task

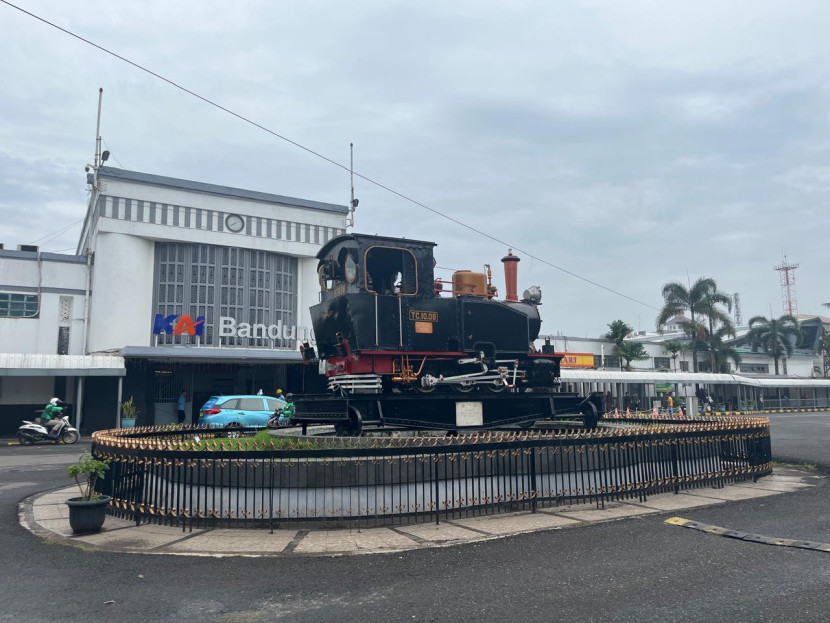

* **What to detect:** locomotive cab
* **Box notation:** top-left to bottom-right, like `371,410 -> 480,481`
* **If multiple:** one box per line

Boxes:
316,234 -> 436,302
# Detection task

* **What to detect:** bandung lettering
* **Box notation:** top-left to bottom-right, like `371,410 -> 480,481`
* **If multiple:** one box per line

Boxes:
153,314 -> 205,336
219,316 -> 311,341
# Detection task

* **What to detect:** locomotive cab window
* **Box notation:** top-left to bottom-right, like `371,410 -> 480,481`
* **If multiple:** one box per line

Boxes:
318,259 -> 337,291
364,246 -> 418,295
342,250 -> 358,284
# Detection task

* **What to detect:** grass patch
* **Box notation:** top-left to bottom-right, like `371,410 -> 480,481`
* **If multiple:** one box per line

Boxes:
771,460 -> 818,472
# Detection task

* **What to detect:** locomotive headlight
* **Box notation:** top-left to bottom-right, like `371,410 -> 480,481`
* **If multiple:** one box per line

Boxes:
522,286 -> 542,304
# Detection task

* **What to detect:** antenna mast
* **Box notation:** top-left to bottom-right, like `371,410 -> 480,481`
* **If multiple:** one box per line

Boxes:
94,88 -> 103,169
732,292 -> 742,326
346,142 -> 358,229
773,254 -> 799,317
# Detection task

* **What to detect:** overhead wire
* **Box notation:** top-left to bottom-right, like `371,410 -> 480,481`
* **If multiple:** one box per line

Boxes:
29,218 -> 84,245
1,0 -> 658,311
102,139 -> 126,168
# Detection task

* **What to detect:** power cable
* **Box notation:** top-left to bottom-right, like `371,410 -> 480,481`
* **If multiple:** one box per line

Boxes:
1,0 -> 659,311
29,218 -> 84,245
102,139 -> 126,168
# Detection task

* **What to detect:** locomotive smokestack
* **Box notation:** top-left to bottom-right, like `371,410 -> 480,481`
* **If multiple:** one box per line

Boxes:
501,249 -> 520,302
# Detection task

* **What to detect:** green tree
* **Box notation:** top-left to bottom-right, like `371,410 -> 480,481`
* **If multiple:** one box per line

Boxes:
616,341 -> 649,371
699,287 -> 735,373
604,320 -> 633,347
657,277 -> 728,373
661,339 -> 688,371
746,315 -> 799,375
703,326 -> 742,373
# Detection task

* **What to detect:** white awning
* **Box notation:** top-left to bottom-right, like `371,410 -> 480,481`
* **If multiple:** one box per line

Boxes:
0,353 -> 126,377
560,370 -> 756,385
752,378 -> 830,388
120,345 -> 303,363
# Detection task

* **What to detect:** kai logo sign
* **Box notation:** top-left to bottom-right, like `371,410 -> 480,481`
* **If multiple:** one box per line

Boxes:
153,314 -> 205,336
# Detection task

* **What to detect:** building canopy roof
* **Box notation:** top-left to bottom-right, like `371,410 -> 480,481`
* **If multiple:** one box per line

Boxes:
560,369 -> 753,385
560,369 -> 830,388
120,346 -> 303,364
0,354 -> 125,376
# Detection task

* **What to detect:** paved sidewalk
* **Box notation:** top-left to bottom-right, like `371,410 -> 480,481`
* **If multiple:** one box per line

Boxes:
19,470 -> 817,558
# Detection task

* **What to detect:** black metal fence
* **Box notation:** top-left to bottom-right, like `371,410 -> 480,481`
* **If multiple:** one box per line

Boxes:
91,419 -> 772,531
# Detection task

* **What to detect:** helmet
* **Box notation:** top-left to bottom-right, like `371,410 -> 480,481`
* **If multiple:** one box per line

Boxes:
49,397 -> 60,406
276,389 -> 283,396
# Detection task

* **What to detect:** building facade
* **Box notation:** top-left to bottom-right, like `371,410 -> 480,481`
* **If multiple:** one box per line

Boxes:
0,166 -> 347,433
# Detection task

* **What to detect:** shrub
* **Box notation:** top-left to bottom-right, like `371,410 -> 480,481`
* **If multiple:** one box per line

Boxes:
67,453 -> 110,501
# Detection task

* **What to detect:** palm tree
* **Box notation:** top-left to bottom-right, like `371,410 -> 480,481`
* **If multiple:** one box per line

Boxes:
616,341 -> 649,371
661,339 -> 688,371
703,326 -> 742,373
699,288 -> 734,373
604,320 -> 633,347
604,320 -> 633,369
746,315 -> 799,375
657,278 -> 719,372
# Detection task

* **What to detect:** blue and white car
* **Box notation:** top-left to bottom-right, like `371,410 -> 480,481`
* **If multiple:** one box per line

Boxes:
199,395 -> 285,434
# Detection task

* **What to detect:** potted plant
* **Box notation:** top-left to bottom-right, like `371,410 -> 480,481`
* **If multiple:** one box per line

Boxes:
66,453 -> 111,534
121,396 -> 139,428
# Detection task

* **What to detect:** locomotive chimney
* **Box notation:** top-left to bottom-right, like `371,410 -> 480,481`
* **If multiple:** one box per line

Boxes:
501,249 -> 520,302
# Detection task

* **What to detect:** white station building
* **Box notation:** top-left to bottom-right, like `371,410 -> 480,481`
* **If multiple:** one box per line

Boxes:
0,166 -> 347,433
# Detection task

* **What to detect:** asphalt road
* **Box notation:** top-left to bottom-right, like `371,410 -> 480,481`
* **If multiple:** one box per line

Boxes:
1,414 -> 829,623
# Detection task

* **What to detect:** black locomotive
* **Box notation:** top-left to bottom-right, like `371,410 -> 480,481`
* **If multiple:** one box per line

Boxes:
308,233 -> 562,394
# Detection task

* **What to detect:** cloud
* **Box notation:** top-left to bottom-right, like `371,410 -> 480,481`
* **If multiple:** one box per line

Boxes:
1,0 -> 829,334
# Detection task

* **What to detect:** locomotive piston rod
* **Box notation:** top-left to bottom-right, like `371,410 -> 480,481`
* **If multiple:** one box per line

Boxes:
421,358 -> 524,389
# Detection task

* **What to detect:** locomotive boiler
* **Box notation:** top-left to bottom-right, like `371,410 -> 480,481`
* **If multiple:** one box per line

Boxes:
308,233 -> 562,394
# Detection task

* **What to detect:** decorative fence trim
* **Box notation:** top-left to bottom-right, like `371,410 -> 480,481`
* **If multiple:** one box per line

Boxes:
91,420 -> 772,530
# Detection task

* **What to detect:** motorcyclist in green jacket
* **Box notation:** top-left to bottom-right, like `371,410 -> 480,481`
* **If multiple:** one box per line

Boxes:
42,397 -> 64,437
277,394 -> 295,427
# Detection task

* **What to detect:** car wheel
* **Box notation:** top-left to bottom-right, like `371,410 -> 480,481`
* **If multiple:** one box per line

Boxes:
225,423 -> 243,439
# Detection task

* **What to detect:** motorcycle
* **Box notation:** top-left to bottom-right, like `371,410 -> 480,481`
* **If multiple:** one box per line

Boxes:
17,414 -> 80,445
266,400 -> 292,428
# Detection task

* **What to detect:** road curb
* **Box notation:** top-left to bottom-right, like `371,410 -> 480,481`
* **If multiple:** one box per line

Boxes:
17,470 -> 820,558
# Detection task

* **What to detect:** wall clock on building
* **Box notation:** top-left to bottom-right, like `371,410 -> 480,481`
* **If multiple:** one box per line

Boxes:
225,214 -> 245,233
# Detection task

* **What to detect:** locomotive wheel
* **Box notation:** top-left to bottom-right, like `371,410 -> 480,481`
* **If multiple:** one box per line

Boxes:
581,402 -> 599,430
484,382 -> 507,393
347,407 -> 363,436
452,382 -> 476,393
414,384 -> 436,393
335,407 -> 363,436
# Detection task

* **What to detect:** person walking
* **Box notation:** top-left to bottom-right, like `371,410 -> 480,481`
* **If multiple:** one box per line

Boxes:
177,390 -> 187,424
603,391 -> 613,414
667,393 -> 674,415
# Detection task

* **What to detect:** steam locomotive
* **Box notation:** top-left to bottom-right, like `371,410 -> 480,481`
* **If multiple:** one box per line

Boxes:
308,233 -> 563,395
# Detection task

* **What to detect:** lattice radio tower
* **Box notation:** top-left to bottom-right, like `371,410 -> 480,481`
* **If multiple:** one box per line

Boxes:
732,292 -> 742,326
774,254 -> 799,317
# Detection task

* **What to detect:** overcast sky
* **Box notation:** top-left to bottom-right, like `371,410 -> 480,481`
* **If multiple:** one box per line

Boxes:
1,0 -> 828,337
